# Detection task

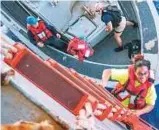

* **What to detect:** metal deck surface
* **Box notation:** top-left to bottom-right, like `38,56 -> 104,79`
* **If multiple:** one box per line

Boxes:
88,26 -> 138,65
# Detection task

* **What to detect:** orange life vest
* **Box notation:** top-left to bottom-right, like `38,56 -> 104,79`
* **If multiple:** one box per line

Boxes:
67,37 -> 94,61
27,21 -> 53,42
112,65 -> 152,109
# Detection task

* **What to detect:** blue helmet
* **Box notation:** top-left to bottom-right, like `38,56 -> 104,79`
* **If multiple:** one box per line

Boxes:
26,16 -> 38,25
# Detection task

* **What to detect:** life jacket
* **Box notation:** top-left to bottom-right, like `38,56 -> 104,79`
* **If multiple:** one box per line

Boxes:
102,5 -> 122,28
27,21 -> 53,43
112,65 -> 153,109
67,37 -> 94,61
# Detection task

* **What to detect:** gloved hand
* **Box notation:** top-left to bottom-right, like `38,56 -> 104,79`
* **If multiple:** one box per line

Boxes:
56,33 -> 61,39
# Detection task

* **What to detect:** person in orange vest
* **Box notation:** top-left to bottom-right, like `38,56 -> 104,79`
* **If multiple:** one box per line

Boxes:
26,16 -> 67,51
102,58 -> 157,117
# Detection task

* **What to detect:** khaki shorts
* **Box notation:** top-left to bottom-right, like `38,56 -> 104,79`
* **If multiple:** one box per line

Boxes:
115,16 -> 126,33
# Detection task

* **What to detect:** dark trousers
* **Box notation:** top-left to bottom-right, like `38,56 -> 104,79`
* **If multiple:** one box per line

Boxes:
45,36 -> 67,51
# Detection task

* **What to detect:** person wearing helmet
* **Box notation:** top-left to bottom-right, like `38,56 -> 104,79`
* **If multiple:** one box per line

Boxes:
95,3 -> 138,52
102,58 -> 157,117
26,16 -> 67,51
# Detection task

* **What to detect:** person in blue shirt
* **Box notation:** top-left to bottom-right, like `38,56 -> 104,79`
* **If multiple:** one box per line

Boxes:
26,16 -> 67,51
95,3 -> 138,52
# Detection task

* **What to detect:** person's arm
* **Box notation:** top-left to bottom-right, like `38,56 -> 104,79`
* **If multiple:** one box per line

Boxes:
133,84 -> 157,116
102,13 -> 113,32
131,105 -> 154,117
102,69 -> 128,88
102,69 -> 112,87
105,21 -> 113,32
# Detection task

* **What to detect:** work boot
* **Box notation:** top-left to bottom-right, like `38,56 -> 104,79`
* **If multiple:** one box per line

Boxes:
133,21 -> 138,28
114,46 -> 124,52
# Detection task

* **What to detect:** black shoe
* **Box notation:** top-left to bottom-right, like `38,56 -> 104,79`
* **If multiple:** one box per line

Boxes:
130,20 -> 138,28
114,46 -> 124,52
133,21 -> 138,28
